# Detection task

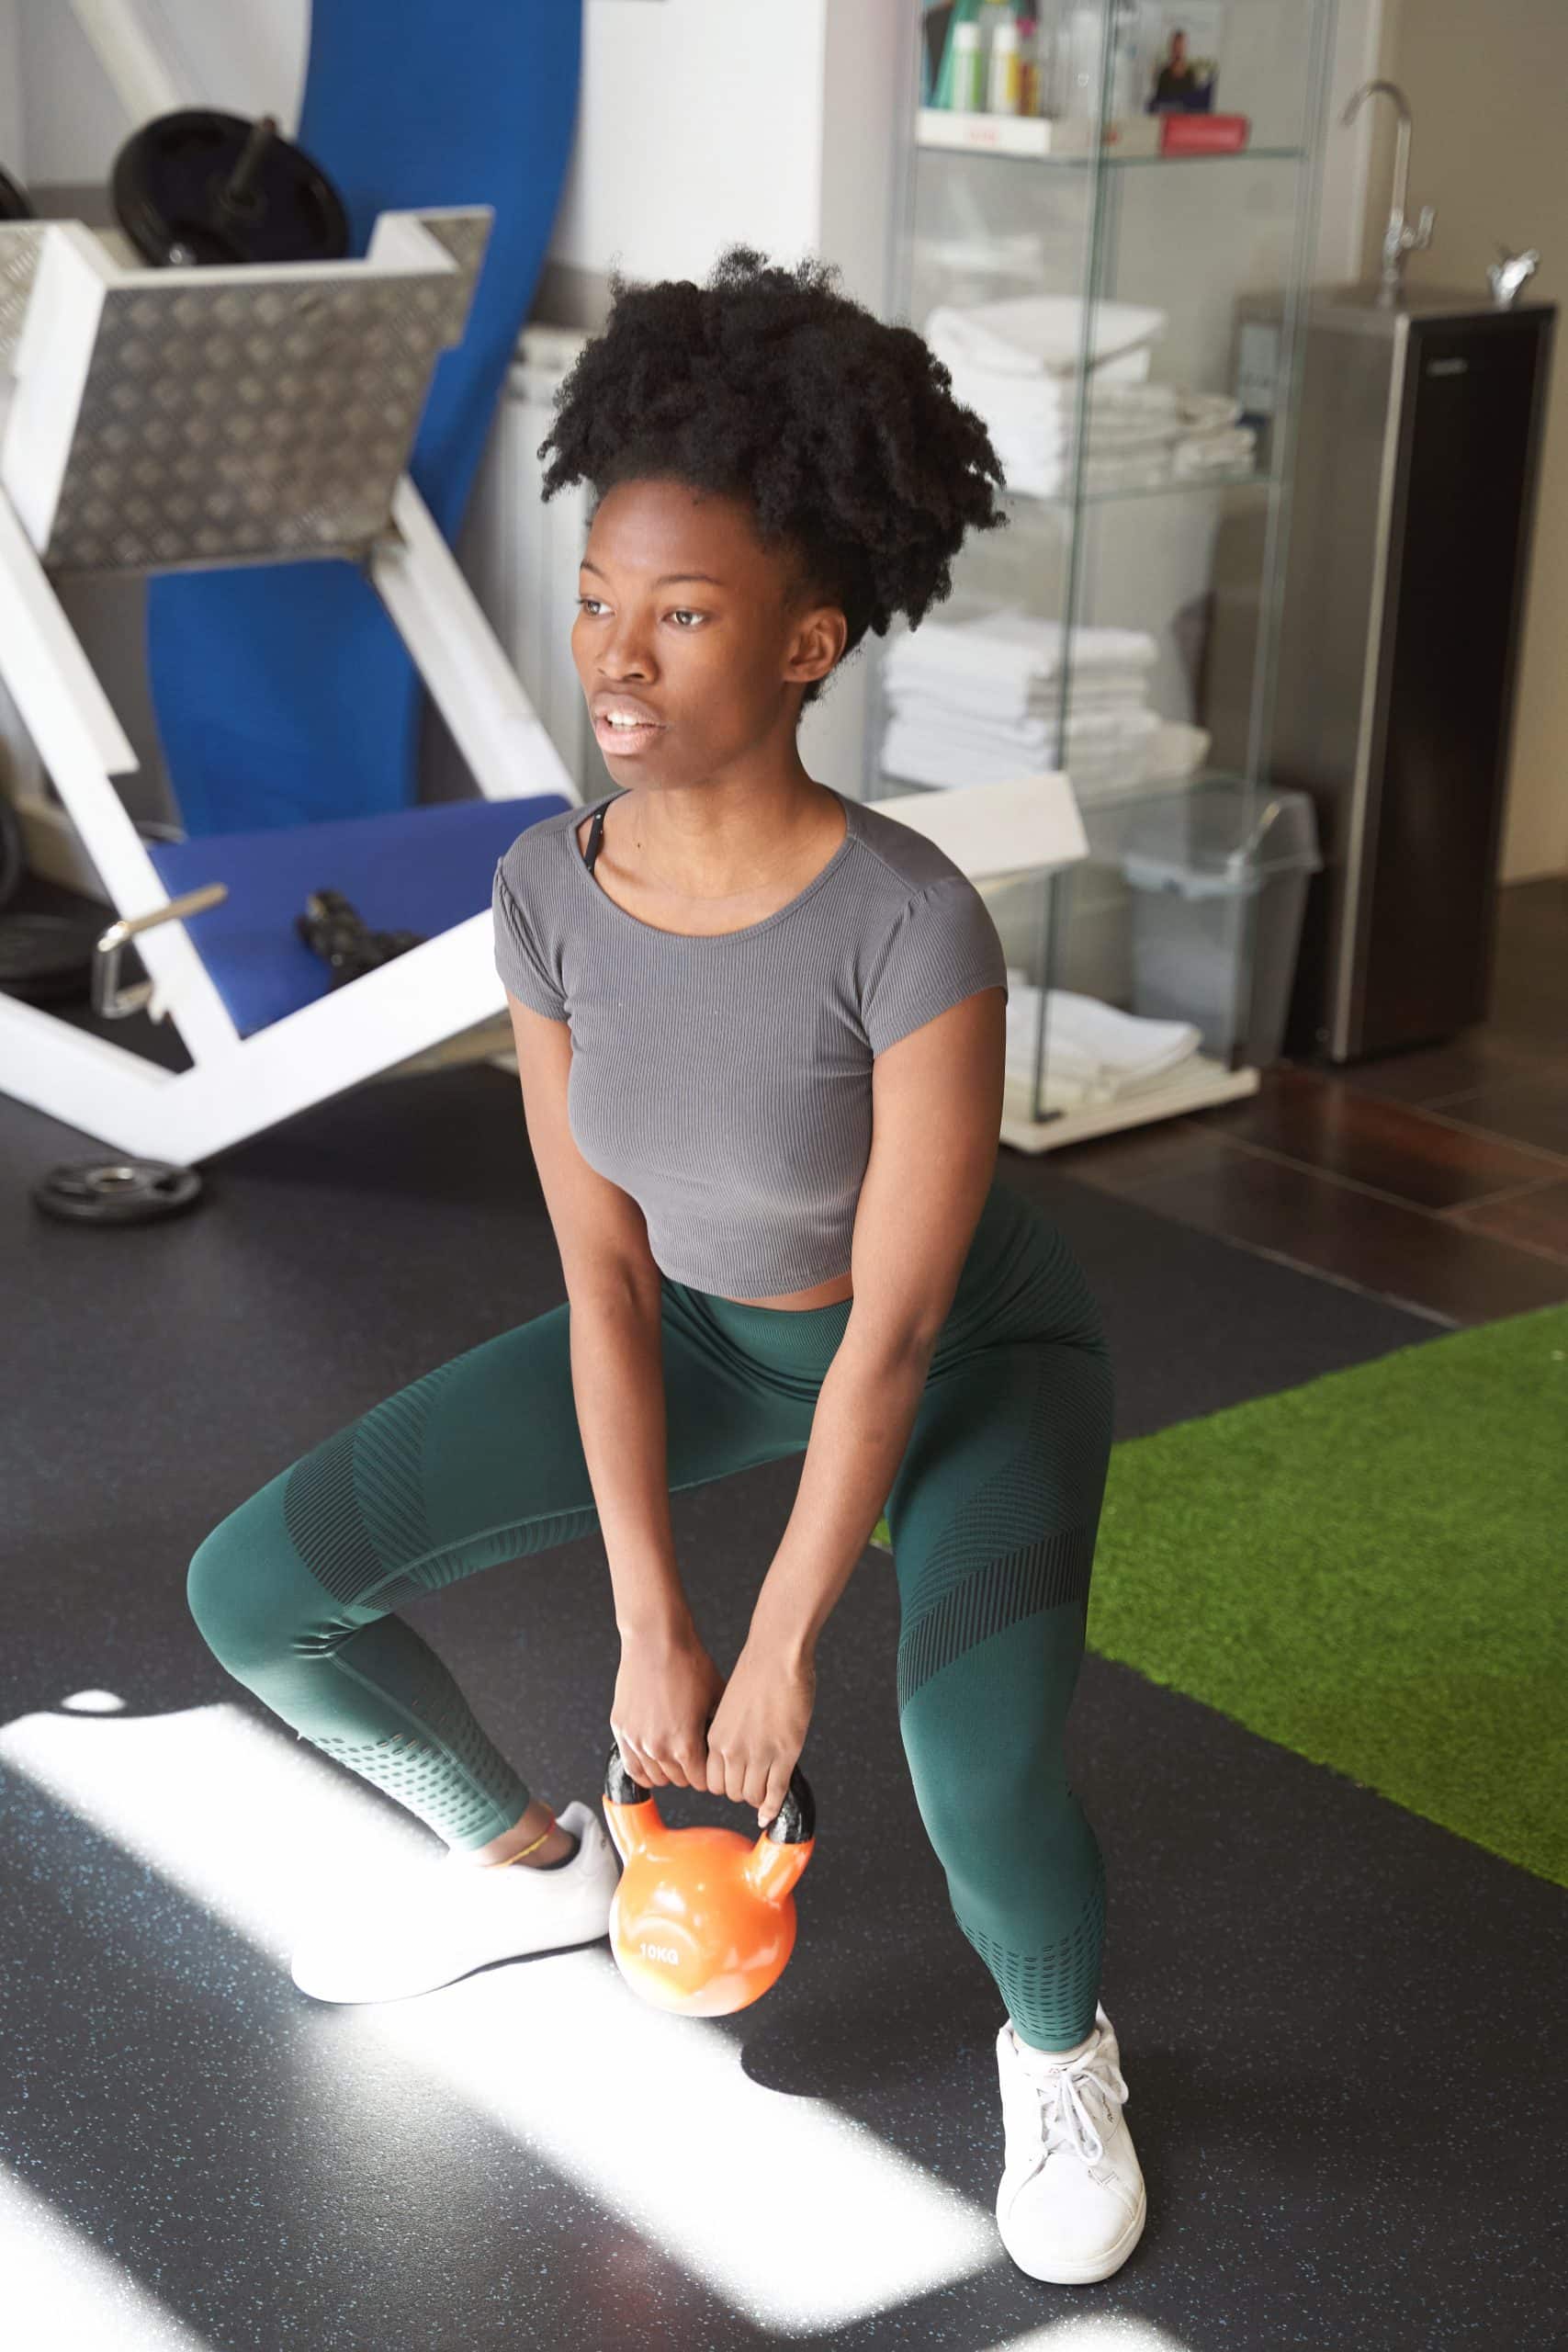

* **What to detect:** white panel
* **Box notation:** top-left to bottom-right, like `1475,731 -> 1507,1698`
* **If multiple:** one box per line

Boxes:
819,0 -> 906,309
552,0 -> 830,281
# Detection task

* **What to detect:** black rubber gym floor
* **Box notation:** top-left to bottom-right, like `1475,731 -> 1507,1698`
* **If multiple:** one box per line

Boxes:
5,1066 -> 1564,2350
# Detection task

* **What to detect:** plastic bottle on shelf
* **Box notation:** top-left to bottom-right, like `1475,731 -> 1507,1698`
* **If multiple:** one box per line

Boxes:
1058,3 -> 1103,119
1016,11 -> 1047,118
987,17 -> 1023,114
1110,0 -> 1145,119
948,20 -> 986,112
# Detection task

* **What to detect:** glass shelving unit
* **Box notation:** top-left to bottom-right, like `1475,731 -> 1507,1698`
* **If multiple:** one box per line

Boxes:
863,0 -> 1336,1152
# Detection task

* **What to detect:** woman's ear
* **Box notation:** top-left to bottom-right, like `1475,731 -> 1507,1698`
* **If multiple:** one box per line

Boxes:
784,603 -> 848,687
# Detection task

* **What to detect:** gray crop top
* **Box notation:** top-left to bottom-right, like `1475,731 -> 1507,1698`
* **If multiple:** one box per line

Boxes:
491,786 -> 1009,1298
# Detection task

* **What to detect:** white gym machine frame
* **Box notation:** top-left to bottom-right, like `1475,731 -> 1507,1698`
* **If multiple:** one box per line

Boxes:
0,0 -> 590,1166
0,0 -> 1092,1170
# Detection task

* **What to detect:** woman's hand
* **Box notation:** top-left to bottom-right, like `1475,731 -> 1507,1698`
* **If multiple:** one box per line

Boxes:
611,1623 -> 727,1793
705,1635 -> 817,1828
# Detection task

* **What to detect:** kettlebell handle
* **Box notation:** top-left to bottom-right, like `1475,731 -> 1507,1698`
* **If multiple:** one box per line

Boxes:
603,1738 -> 816,1847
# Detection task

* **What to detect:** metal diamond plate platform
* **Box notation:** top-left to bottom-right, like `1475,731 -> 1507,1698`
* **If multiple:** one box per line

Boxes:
3,209 -> 491,575
0,222 -> 46,373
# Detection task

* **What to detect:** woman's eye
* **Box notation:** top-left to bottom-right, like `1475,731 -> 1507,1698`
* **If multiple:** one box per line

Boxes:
574,596 -> 704,628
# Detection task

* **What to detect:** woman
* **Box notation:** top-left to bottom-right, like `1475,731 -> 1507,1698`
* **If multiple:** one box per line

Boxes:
186,246 -> 1145,2288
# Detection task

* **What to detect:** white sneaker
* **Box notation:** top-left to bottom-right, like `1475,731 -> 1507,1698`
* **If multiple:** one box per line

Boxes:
993,2004 -> 1147,2284
288,1802 -> 619,2004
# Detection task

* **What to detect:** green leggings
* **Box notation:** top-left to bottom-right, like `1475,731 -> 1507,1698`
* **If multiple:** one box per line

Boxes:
186,1174 -> 1114,2047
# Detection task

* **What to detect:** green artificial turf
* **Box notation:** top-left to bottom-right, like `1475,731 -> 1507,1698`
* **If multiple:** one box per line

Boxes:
1083,1303 -> 1568,1888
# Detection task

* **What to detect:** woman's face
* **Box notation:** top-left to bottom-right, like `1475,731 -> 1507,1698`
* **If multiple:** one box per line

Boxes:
572,475 -> 845,784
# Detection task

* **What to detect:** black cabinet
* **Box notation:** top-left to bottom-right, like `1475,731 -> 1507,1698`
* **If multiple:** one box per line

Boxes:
1256,288 -> 1554,1061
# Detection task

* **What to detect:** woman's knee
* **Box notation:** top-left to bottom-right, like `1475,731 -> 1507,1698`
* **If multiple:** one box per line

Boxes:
186,1474 -> 332,1678
906,1722 -> 1071,1862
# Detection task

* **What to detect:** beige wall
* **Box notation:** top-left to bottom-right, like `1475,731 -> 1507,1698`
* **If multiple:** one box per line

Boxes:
1371,0 -> 1568,878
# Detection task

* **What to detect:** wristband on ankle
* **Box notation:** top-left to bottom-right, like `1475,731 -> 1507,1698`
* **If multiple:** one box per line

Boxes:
497,1811 -> 556,1866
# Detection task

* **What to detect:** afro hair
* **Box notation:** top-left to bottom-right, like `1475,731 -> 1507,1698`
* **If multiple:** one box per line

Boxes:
536,243 -> 1010,708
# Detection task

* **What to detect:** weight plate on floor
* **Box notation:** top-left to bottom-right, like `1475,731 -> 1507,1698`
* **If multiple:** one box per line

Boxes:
0,164 -> 34,221
33,1159 -> 203,1227
0,911 -> 100,1004
111,108 -> 350,267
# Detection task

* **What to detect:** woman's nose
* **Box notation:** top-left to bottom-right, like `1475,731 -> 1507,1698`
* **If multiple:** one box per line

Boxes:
599,628 -> 652,679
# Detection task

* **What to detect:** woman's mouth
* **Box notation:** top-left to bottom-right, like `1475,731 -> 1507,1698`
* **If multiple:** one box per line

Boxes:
594,714 -> 666,755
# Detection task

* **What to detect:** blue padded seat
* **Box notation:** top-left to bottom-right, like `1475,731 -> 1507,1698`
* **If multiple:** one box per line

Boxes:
145,793 -> 573,1039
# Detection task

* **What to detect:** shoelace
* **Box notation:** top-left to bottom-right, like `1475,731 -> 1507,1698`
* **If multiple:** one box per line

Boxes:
1018,2041 -> 1131,2168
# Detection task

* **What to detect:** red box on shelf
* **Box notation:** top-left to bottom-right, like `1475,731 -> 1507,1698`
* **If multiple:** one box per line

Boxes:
1159,113 -> 1251,155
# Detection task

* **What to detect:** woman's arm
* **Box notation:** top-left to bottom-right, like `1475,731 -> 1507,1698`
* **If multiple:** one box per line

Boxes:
750,982 -> 1005,1660
748,1332 -> 932,1661
570,1290 -> 694,1640
501,989 -> 697,1643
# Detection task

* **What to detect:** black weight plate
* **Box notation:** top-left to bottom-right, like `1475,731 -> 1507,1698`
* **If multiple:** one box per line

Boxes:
0,911 -> 100,1004
33,1159 -> 203,1227
112,108 -> 349,267
0,164 -> 33,221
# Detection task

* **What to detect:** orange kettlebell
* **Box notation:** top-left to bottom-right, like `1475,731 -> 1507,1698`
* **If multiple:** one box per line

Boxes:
601,1738 -> 816,2016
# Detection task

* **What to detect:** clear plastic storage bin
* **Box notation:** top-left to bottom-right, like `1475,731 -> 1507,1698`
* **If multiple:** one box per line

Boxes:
1120,783 -> 1322,1069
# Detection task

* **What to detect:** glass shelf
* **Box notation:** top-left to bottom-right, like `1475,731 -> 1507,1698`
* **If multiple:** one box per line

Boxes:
916,113 -> 1307,171
1043,146 -> 1305,169
1074,763 -> 1250,835
873,0 -> 1336,1150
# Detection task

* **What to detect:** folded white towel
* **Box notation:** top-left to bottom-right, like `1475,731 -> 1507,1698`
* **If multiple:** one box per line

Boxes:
926,295 -> 1168,378
883,711 -> 1162,793
885,609 -> 1159,694
1004,981 -> 1201,1096
1170,424 -> 1258,479
886,670 -> 1155,728
940,370 -> 1247,503
940,368 -> 1181,436
1003,447 -> 1177,500
888,678 -> 1154,725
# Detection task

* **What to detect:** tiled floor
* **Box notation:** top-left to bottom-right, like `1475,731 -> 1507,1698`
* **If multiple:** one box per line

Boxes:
1063,876 -> 1568,1327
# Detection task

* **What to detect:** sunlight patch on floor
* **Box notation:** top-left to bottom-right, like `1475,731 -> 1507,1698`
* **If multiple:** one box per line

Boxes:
5,1698 -> 999,2335
0,2164 -> 215,2352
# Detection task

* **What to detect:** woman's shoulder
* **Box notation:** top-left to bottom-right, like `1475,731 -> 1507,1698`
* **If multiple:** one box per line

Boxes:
496,797 -> 598,899
848,792 -> 987,916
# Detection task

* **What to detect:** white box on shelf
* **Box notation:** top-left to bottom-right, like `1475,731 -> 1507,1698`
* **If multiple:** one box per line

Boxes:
873,771 -> 1088,883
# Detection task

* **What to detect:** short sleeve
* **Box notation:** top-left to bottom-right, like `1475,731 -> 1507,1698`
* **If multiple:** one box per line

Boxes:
492,861 -> 568,1021
862,875 -> 1010,1057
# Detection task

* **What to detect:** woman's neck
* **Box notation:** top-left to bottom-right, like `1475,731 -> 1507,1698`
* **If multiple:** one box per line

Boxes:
613,775 -> 838,901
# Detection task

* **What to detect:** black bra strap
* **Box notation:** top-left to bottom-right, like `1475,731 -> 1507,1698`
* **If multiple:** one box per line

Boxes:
585,805 -> 606,875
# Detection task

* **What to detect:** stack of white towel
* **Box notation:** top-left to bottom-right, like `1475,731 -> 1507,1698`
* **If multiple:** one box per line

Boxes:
925,295 -> 1257,500
1005,976 -> 1202,1108
883,605 -> 1179,797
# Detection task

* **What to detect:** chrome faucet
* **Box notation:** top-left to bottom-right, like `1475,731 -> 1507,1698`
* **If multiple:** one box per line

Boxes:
1487,244 -> 1540,308
1342,80 -> 1435,299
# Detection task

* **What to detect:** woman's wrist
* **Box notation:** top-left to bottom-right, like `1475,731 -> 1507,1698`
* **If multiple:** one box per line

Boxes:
616,1604 -> 698,1647
744,1594 -> 817,1670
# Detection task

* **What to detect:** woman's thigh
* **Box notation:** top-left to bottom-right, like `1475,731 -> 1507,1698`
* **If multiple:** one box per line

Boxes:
190,1286 -> 821,1668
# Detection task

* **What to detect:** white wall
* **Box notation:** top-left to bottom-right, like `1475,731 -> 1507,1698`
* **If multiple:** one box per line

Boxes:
1314,0 -> 1386,288
14,0 -> 308,180
554,1 -> 829,285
